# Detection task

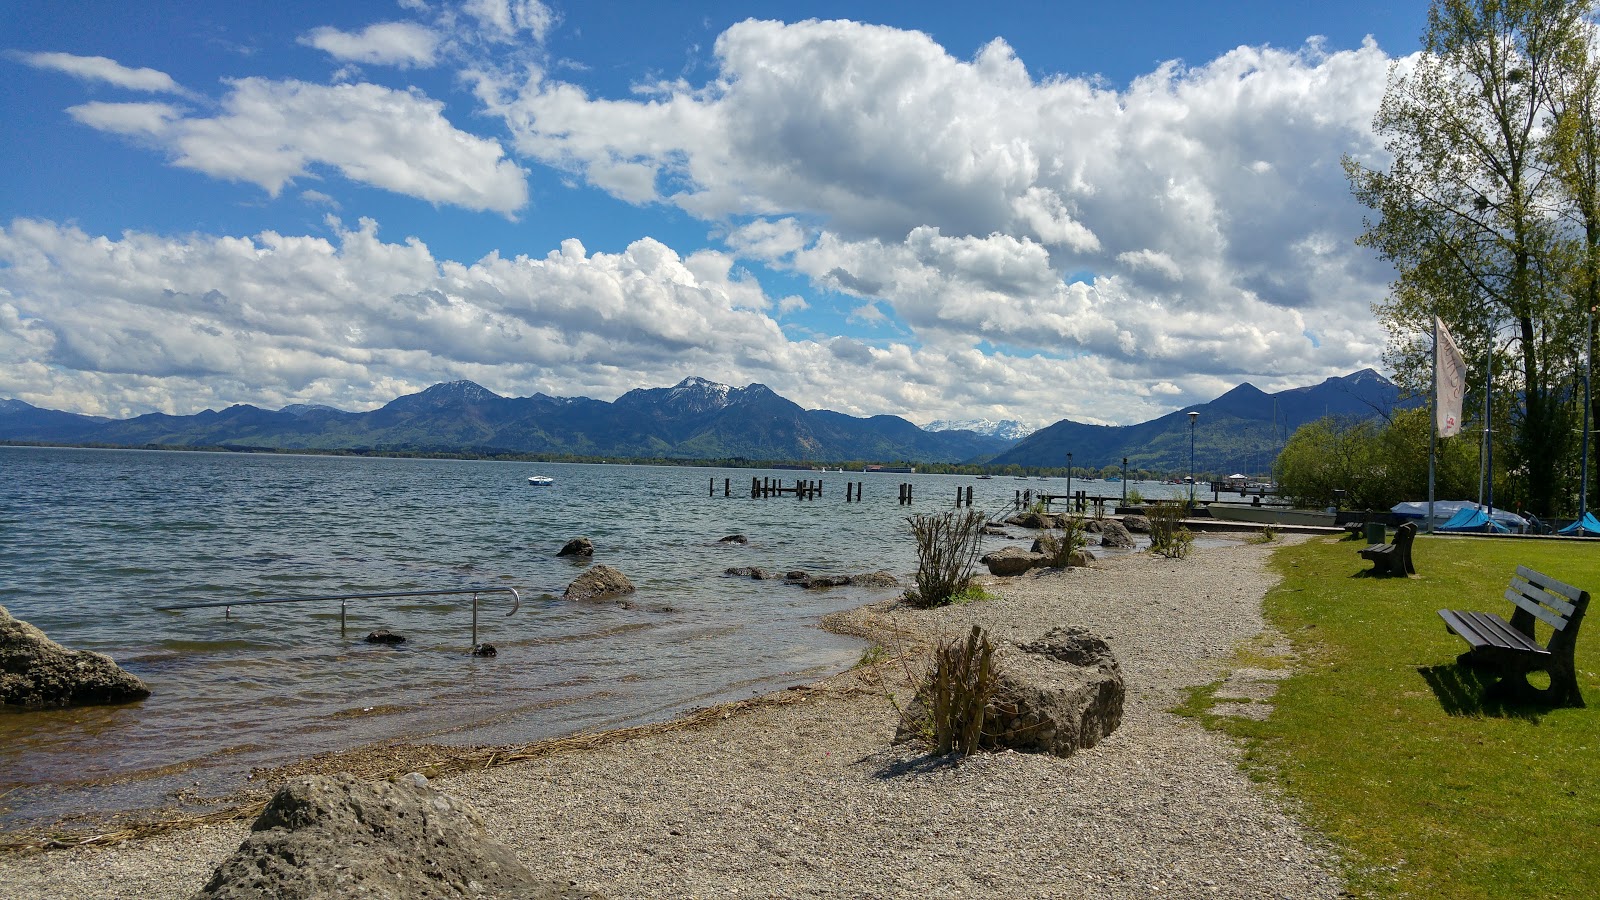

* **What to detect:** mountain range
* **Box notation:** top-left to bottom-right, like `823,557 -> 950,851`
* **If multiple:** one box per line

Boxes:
0,369 -> 1411,471
990,368 -> 1415,473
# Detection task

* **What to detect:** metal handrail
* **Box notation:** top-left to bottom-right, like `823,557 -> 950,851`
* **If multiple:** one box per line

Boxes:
158,586 -> 520,647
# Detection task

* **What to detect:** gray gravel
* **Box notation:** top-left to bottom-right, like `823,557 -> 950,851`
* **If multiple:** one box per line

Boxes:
0,537 -> 1344,899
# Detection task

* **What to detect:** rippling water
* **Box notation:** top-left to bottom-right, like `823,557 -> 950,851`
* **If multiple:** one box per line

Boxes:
0,446 -> 1186,829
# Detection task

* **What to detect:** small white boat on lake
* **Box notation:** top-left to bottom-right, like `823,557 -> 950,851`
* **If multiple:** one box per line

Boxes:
527,475 -> 554,486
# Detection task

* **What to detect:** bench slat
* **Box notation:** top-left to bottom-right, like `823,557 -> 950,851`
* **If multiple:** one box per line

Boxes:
1439,609 -> 1548,655
1514,565 -> 1585,603
1509,575 -> 1578,619
1503,587 -> 1571,631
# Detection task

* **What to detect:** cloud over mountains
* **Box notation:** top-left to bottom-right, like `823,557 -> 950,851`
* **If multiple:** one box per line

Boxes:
2,4 -> 1413,429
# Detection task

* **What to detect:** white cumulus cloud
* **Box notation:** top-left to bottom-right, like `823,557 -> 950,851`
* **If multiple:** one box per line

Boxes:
299,21 -> 442,68
16,51 -> 190,95
70,79 -> 529,215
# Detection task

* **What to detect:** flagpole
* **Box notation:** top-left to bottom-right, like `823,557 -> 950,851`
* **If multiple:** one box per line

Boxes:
1485,328 -> 1494,527
1428,318 -> 1438,534
1583,303 -> 1592,531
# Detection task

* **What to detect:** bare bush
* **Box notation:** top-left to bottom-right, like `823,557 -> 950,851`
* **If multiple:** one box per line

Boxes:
905,509 -> 989,608
1147,501 -> 1194,559
925,625 -> 999,755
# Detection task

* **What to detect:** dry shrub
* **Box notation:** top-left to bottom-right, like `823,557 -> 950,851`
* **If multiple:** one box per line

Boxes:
905,509 -> 988,608
1147,501 -> 1194,559
926,625 -> 999,755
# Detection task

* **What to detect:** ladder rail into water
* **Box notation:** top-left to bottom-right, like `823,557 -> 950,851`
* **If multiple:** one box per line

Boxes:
157,586 -> 521,647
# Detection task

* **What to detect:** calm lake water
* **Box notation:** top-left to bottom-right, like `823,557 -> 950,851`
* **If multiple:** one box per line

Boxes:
0,447 -> 1186,829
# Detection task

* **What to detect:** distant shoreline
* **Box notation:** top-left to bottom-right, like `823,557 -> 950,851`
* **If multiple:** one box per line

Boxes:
0,440 -> 1178,480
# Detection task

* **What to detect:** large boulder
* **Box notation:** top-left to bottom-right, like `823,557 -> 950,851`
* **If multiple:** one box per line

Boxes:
563,565 -> 635,603
1097,520 -> 1136,549
980,546 -> 1049,576
1121,515 -> 1151,534
896,627 -> 1123,758
1,605 -> 150,709
991,627 -> 1125,756
556,537 -> 594,557
196,772 -> 601,899
1004,511 -> 1054,529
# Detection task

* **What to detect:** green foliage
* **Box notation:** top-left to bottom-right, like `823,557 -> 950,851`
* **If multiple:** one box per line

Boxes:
1345,0 -> 1594,517
1275,409 -> 1481,510
1249,525 -> 1280,544
1037,515 -> 1088,566
1202,536 -> 1600,898
1147,501 -> 1193,558
904,509 -> 989,608
1126,487 -> 1145,506
949,584 -> 1001,605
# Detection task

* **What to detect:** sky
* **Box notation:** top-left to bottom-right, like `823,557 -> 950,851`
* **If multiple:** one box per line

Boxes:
0,1 -> 1432,429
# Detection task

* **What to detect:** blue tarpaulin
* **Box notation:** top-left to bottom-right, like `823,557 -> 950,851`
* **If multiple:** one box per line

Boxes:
1391,500 -> 1529,533
1559,512 -> 1600,536
1438,507 -> 1511,533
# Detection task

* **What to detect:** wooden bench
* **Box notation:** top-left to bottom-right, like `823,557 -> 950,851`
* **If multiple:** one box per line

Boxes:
1358,521 -> 1416,576
1439,566 -> 1590,707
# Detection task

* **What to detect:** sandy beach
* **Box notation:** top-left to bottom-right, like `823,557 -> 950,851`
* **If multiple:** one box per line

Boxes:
0,537 -> 1345,899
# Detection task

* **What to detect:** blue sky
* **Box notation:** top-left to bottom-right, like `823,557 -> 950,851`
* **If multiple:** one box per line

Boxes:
1,1 -> 1428,428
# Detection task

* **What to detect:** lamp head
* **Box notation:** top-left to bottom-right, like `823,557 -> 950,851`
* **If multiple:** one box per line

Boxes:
1187,410 -> 1199,422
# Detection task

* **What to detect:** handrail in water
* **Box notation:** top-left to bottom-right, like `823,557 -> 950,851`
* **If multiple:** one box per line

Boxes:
157,586 -> 521,647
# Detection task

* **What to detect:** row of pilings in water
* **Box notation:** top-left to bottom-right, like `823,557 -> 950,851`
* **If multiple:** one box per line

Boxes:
708,476 -> 978,506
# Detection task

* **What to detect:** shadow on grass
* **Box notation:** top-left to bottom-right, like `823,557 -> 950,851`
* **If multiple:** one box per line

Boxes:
1417,663 -> 1547,722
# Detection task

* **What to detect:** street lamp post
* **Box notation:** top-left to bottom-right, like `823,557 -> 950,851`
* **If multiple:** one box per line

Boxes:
1066,452 -> 1073,513
1121,456 -> 1128,506
1187,411 -> 1199,504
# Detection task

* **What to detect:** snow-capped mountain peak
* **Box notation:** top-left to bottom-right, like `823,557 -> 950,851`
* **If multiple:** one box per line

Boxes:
923,418 -> 1034,441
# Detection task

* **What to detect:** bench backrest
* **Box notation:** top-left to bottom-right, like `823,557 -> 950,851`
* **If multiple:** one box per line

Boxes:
1393,521 -> 1416,549
1507,566 -> 1588,632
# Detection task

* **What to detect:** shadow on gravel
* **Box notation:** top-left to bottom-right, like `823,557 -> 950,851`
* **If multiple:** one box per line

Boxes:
868,752 -> 963,780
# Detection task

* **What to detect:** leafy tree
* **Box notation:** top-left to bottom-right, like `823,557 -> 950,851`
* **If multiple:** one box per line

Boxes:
1345,0 -> 1591,516
1275,411 -> 1480,511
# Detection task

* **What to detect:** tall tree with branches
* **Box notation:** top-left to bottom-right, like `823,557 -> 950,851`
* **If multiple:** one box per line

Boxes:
1345,0 -> 1589,516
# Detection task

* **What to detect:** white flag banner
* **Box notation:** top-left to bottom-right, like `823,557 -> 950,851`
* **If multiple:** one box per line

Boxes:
1436,317 -> 1467,437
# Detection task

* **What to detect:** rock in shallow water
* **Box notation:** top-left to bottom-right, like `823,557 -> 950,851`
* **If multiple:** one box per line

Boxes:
563,564 -> 635,603
0,604 -> 150,709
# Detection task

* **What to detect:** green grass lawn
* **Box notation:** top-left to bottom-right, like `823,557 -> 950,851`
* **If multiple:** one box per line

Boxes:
1200,534 -> 1600,899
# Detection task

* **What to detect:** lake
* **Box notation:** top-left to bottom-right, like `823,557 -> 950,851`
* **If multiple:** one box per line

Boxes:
0,446 -> 1185,829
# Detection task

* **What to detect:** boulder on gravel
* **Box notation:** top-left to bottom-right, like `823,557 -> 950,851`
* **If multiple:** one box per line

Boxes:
195,772 -> 602,900
556,537 -> 594,557
563,565 -> 635,603
896,626 -> 1124,758
1,605 -> 150,709
992,627 -> 1125,756
981,546 -> 1049,576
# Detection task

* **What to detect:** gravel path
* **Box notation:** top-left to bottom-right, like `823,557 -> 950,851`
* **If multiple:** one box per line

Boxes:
0,537 -> 1344,899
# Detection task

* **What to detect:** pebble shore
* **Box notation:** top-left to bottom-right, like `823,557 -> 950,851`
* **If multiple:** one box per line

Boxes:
0,537 -> 1344,899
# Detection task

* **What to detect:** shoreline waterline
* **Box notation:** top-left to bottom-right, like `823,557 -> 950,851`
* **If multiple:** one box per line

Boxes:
0,538 -> 1347,900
